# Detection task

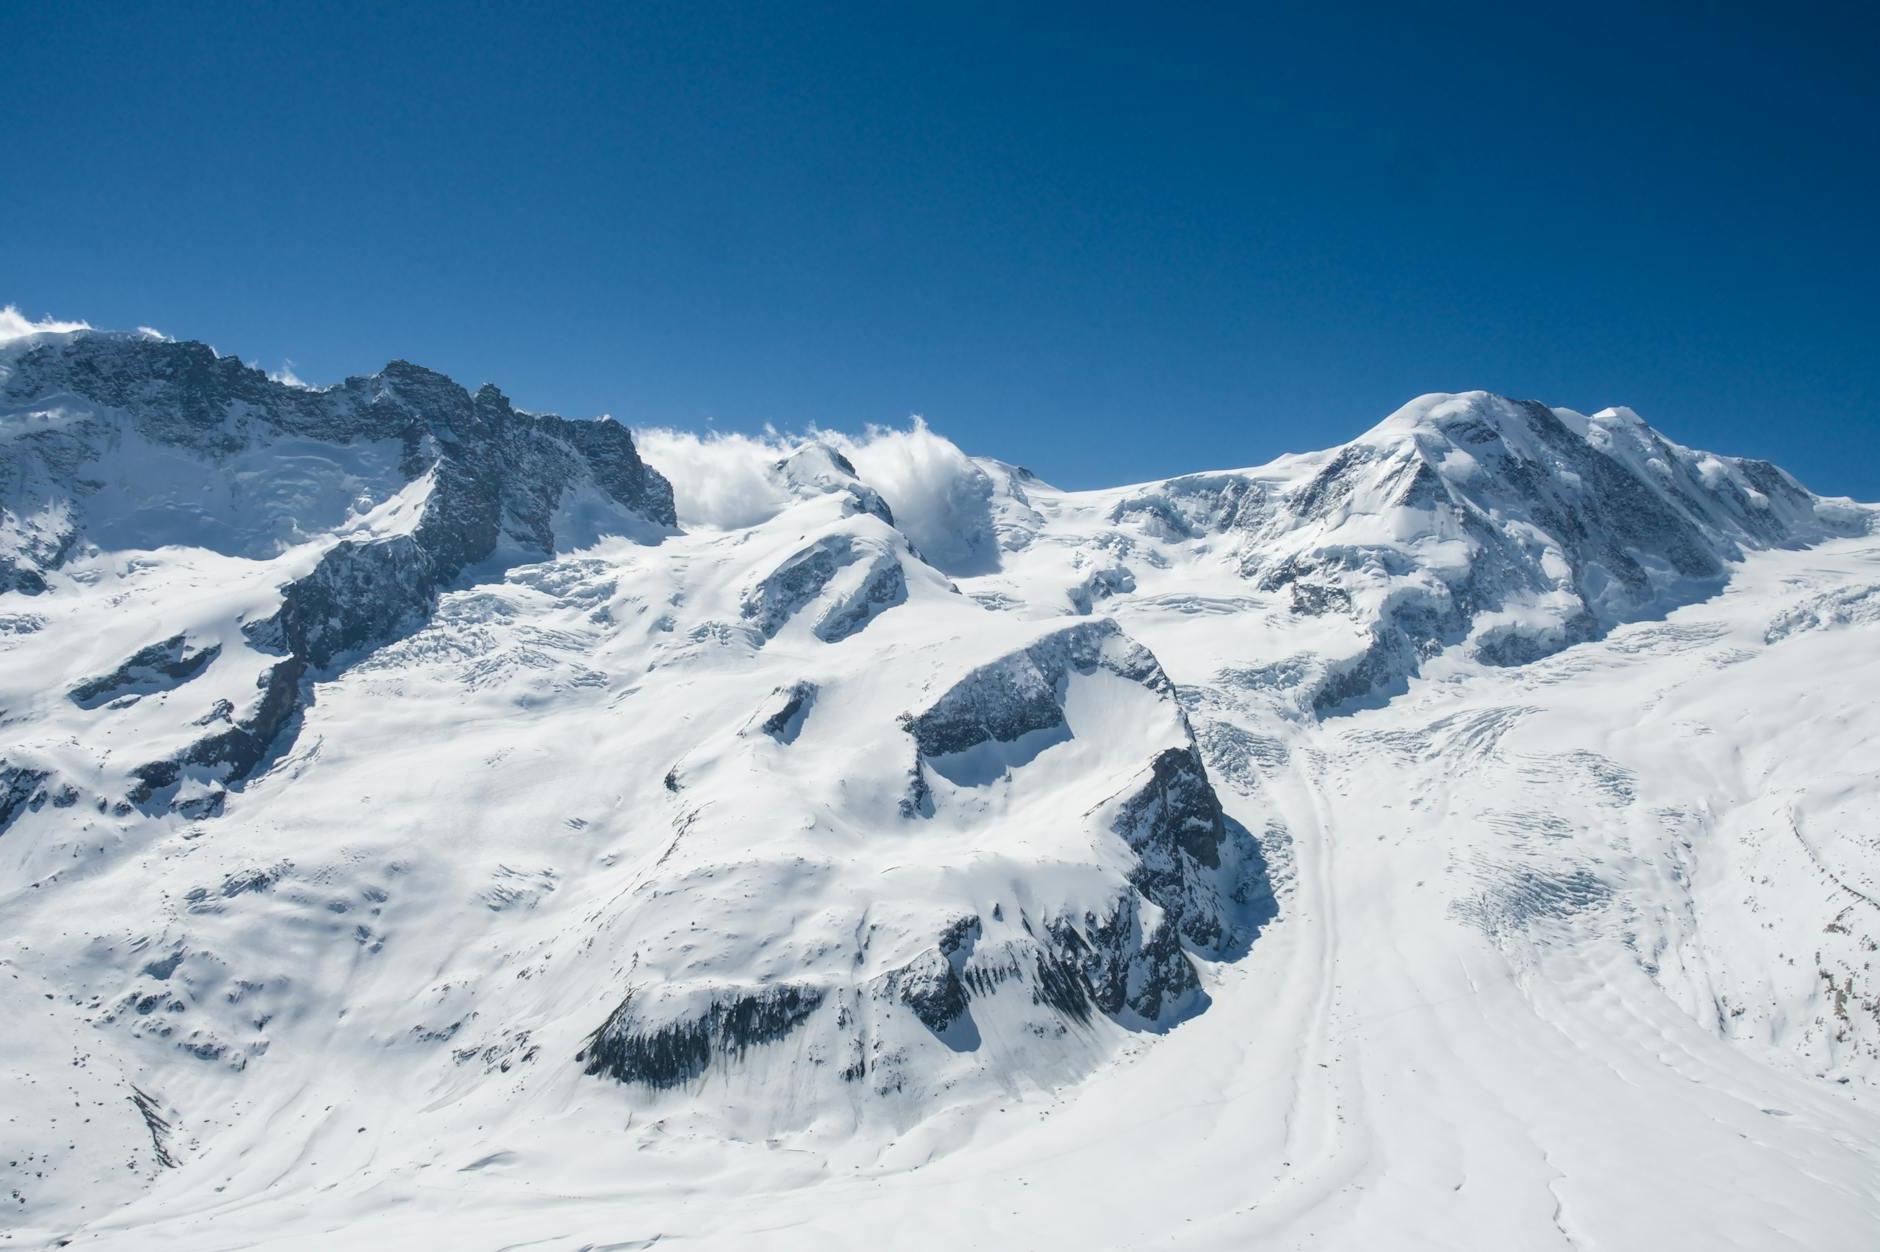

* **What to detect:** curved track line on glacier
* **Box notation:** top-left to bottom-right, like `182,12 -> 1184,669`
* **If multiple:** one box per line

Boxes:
1785,810 -> 1880,913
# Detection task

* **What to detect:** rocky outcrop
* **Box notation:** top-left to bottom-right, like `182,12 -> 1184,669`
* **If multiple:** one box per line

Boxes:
1045,893 -> 1198,1023
903,620 -> 1251,1028
815,551 -> 907,642
236,368 -> 672,669
1111,745 -> 1231,948
905,619 -> 1167,759
1108,473 -> 1271,539
577,984 -> 824,1089
1,334 -> 674,585
0,762 -> 54,835
1,335 -> 675,810
741,534 -> 907,643
742,536 -> 851,637
1107,393 -> 1864,713
127,658 -> 304,814
575,621 -> 1263,1096
69,634 -> 220,708
771,444 -> 894,523
876,898 -> 1208,1039
748,681 -> 817,742
888,915 -> 981,1036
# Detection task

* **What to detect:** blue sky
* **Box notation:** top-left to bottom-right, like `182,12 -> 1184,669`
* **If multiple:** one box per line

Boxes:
4,2 -> 1875,494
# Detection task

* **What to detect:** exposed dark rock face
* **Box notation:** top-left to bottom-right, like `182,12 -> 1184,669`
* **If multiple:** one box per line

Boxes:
136,658 -> 306,808
235,370 -> 671,670
243,538 -> 439,669
902,620 -> 1254,1030
1118,746 -> 1225,871
2,339 -> 674,543
742,536 -> 853,637
874,894 -> 1209,1039
578,984 -> 824,1089
904,619 -> 1168,759
70,635 -> 221,708
898,759 -> 934,819
1473,610 -> 1598,668
0,546 -> 58,596
129,1087 -> 179,1170
0,762 -> 53,835
1030,947 -> 1095,1022
813,552 -> 907,642
740,534 -> 907,643
892,948 -> 972,1035
1112,745 -> 1231,950
0,334 -> 674,810
750,681 -> 817,743
2,335 -> 672,581
890,915 -> 981,1035
1047,894 -> 1198,1023
1094,395 -> 1858,714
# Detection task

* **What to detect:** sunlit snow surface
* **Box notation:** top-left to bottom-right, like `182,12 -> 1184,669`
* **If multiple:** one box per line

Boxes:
1,334 -> 1877,1249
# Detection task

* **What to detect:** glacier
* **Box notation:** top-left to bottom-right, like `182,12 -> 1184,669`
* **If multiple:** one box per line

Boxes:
1,321 -> 1878,1249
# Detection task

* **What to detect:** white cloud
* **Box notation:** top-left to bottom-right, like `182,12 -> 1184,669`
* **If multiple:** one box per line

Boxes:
269,360 -> 312,389
634,417 -> 1000,572
823,418 -> 999,575
0,304 -> 91,345
633,425 -> 801,529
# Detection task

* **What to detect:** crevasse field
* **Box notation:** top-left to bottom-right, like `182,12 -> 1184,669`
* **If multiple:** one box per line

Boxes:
2,320 -> 1877,1250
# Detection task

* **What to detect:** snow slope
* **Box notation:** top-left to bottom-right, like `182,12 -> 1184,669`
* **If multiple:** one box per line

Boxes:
1,327 -> 1877,1250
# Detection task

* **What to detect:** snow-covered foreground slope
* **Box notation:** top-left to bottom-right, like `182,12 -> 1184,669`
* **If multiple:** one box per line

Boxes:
2,324 -> 1877,1249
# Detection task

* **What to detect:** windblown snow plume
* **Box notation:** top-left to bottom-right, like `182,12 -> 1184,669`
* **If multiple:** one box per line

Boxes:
632,426 -> 805,528
2,325 -> 1878,1251
637,419 -> 1000,572
0,303 -> 90,344
825,418 -> 1001,574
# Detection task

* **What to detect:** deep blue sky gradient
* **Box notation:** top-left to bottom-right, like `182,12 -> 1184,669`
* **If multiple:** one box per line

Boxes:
4,2 -> 1875,493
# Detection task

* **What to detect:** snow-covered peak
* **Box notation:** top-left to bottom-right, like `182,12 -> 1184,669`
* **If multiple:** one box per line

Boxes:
1356,387 -> 1518,440
969,389 -> 1868,711
0,304 -> 93,349
4,330 -> 1879,1248
770,441 -> 895,523
0,309 -> 177,387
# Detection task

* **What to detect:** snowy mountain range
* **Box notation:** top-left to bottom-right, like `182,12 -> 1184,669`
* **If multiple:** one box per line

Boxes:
3,321 -> 1878,1249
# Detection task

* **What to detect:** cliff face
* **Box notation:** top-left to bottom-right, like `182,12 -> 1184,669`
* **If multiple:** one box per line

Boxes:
0,333 -> 674,589
1090,392 -> 1865,712
1,331 -> 675,807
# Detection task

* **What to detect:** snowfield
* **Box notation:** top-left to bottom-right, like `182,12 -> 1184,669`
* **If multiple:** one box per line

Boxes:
1,324 -> 1877,1249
